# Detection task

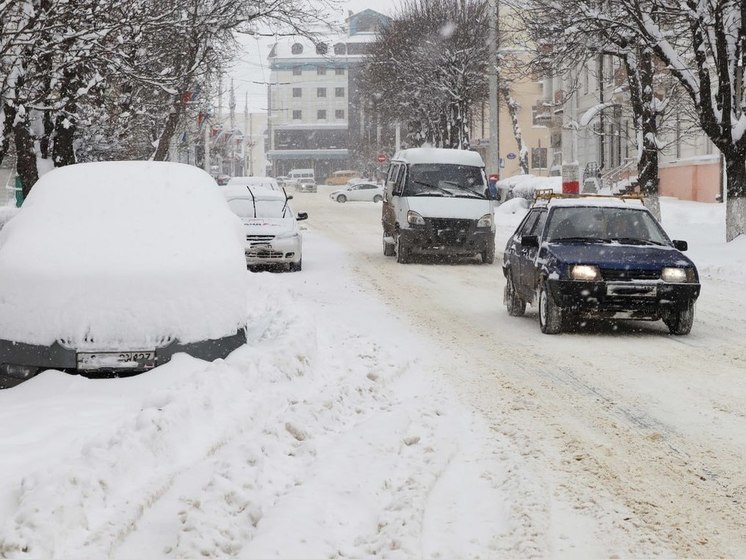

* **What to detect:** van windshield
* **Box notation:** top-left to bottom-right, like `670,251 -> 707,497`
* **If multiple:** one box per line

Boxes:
403,164 -> 486,198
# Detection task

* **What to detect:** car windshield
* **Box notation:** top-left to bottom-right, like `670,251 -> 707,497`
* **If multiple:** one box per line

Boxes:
403,163 -> 486,198
545,206 -> 670,245
227,198 -> 290,219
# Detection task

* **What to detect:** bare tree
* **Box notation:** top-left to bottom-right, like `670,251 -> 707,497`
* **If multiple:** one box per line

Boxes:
360,0 -> 490,149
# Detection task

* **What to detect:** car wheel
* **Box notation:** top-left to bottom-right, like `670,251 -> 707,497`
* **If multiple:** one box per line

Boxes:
481,246 -> 495,264
373,194 -> 383,203
383,235 -> 395,257
289,259 -> 302,272
395,234 -> 410,264
664,301 -> 694,335
505,273 -> 526,317
538,282 -> 562,334
337,194 -> 347,203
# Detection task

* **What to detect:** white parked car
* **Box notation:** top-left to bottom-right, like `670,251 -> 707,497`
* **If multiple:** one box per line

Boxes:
329,182 -> 384,203
295,178 -> 317,193
226,176 -> 281,191
224,186 -> 308,272
0,161 -> 249,388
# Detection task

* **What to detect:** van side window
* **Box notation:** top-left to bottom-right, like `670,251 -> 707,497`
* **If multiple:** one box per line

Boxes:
393,165 -> 406,194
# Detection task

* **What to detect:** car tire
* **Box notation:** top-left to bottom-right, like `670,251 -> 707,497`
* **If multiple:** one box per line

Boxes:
505,273 -> 526,317
395,234 -> 410,264
289,259 -> 302,272
538,282 -> 562,334
481,246 -> 495,264
373,195 -> 383,203
383,235 -> 395,257
664,301 -> 694,335
337,194 -> 347,203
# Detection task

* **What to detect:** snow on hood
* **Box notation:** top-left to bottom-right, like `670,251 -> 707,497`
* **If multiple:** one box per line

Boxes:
241,217 -> 296,236
0,161 -> 249,347
406,197 -> 492,219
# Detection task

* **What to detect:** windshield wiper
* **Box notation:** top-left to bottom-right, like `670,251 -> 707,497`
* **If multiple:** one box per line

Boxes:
439,180 -> 485,198
609,237 -> 664,246
412,180 -> 452,196
550,236 -> 609,243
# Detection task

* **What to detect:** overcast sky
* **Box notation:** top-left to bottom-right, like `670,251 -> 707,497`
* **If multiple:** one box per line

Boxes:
225,0 -> 399,119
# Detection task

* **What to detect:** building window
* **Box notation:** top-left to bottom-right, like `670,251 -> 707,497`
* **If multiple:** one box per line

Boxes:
292,66 -> 302,76
291,43 -> 303,55
531,147 -> 548,169
317,65 -> 326,75
316,42 -> 328,55
334,43 -> 346,55
292,88 -> 302,98
335,87 -> 345,97
317,110 -> 327,120
292,110 -> 302,120
335,109 -> 345,120
335,68 -> 345,75
317,87 -> 326,97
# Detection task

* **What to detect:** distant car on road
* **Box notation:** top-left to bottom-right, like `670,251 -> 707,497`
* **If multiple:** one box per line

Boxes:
224,186 -> 308,272
502,192 -> 701,335
329,182 -> 384,203
325,170 -> 361,185
295,178 -> 317,193
0,161 -> 248,388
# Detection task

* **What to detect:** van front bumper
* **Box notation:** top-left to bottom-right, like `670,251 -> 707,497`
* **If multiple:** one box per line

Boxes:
400,222 -> 494,256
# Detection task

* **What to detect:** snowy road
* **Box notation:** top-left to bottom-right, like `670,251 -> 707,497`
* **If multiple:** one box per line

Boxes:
297,188 -> 746,558
1,187 -> 744,558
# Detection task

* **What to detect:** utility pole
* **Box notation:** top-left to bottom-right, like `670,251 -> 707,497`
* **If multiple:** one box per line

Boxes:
488,0 -> 500,177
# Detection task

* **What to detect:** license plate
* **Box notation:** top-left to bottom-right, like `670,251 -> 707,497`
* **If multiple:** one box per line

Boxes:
606,283 -> 657,297
77,351 -> 156,370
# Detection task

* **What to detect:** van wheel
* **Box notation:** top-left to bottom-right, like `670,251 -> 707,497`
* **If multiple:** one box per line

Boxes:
337,194 -> 347,203
538,283 -> 562,334
396,235 -> 410,264
481,246 -> 495,264
383,235 -> 395,256
289,259 -> 302,272
373,195 -> 383,203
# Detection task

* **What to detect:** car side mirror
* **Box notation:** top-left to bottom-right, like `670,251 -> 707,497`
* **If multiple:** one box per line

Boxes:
297,212 -> 308,221
672,239 -> 688,251
286,195 -> 294,200
521,235 -> 539,248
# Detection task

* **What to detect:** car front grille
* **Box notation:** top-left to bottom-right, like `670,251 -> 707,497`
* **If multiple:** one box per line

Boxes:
246,249 -> 284,259
247,234 -> 275,242
601,268 -> 660,281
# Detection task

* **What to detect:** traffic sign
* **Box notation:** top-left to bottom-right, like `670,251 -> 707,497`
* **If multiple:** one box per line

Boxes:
376,153 -> 387,163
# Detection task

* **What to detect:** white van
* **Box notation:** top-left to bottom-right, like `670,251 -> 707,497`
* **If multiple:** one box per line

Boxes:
287,168 -> 315,183
381,148 -> 495,264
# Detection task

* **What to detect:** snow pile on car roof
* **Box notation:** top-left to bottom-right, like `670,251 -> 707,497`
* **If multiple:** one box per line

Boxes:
497,174 -> 562,200
393,147 -> 485,167
0,161 -> 248,347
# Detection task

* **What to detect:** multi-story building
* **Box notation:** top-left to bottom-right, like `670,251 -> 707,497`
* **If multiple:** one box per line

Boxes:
266,10 -> 390,180
544,56 -> 720,202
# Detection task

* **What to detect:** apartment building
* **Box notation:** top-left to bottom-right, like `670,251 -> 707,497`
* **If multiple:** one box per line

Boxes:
266,10 -> 390,180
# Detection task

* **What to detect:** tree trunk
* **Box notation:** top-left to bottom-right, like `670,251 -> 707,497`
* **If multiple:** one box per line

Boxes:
52,115 -> 77,166
724,152 -> 746,241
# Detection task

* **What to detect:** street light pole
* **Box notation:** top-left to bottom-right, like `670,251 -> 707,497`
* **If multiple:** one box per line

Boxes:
488,0 -> 500,177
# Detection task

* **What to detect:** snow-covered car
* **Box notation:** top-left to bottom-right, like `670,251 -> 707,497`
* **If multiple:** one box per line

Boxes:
0,161 -> 249,388
224,186 -> 308,271
295,178 -> 317,193
329,182 -> 384,203
226,176 -> 281,191
502,192 -> 701,335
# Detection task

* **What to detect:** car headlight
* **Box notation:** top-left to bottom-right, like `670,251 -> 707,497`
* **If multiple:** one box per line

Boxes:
570,264 -> 601,281
407,211 -> 425,226
477,213 -> 494,228
661,267 -> 691,283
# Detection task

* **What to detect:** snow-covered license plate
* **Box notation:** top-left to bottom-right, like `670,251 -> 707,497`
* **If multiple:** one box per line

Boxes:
77,351 -> 156,370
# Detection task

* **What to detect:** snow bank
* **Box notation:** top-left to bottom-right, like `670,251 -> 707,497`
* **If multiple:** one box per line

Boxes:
496,174 -> 562,201
0,161 -> 249,347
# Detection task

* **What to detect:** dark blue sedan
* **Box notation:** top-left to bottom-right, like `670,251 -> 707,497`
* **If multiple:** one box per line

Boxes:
502,195 -> 701,334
